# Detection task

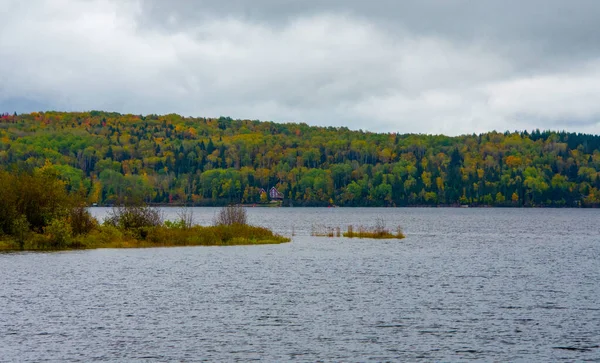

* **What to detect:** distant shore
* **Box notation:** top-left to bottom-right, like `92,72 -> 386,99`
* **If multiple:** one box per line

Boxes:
88,203 -> 587,208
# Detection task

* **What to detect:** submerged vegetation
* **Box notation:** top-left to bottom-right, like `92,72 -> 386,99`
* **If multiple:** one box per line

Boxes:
0,169 -> 289,251
1,111 -> 600,207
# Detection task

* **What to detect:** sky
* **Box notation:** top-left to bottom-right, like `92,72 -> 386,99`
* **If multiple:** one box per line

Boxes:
1,0 -> 600,135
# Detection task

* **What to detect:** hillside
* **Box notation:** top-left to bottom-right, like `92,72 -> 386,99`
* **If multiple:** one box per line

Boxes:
1,111 -> 600,207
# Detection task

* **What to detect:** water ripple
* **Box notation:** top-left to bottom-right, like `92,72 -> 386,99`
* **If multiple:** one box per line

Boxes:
1,208 -> 599,361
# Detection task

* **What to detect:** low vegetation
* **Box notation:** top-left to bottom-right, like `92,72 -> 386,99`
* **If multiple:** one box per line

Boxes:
311,218 -> 405,239
0,169 -> 289,251
344,219 -> 405,239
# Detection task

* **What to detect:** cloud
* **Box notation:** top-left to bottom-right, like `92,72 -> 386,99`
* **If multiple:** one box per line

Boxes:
486,62 -> 600,125
1,0 -> 600,135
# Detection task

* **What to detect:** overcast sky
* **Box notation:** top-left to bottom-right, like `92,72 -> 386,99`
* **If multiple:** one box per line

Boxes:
1,0 -> 600,135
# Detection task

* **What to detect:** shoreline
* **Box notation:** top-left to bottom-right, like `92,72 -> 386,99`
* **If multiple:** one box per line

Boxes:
89,204 -> 589,209
0,224 -> 291,252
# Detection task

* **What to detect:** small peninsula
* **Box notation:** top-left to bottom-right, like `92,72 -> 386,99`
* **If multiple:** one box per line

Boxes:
0,169 -> 289,251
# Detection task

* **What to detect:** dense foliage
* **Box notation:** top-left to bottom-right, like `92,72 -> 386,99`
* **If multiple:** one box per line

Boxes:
0,166 -> 94,248
1,111 -> 600,207
0,169 -> 289,250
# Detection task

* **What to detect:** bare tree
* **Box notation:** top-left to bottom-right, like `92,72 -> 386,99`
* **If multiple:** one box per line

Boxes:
176,207 -> 195,229
105,204 -> 163,230
214,205 -> 247,226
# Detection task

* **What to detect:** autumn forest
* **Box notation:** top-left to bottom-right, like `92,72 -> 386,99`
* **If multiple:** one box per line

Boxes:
1,111 -> 600,207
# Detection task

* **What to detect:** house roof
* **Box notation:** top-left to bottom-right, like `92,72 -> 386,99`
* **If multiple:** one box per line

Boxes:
269,186 -> 284,199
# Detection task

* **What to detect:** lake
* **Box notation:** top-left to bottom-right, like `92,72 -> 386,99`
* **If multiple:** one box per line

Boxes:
1,208 -> 599,361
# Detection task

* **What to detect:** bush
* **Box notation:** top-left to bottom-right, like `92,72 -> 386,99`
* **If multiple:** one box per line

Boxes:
214,205 -> 247,226
105,204 -> 163,230
69,206 -> 98,236
16,167 -> 73,232
176,208 -> 195,229
164,219 -> 186,229
164,208 -> 195,229
11,214 -> 30,248
44,218 -> 72,249
0,168 -> 74,234
0,172 -> 18,235
91,225 -> 124,245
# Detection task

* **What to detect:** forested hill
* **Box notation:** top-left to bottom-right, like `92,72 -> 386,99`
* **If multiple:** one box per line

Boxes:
1,111 -> 600,207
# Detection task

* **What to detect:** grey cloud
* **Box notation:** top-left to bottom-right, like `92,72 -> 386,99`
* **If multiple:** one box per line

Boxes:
138,0 -> 600,64
1,0 -> 600,135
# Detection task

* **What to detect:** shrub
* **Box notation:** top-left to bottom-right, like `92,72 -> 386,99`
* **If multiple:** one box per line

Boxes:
69,206 -> 98,236
0,168 -> 74,235
164,208 -> 195,229
0,171 -> 18,235
176,208 -> 195,229
214,205 -> 247,226
93,225 -> 124,245
16,167 -> 73,233
105,204 -> 163,230
44,218 -> 72,249
164,220 -> 186,229
24,233 -> 51,250
11,214 -> 30,248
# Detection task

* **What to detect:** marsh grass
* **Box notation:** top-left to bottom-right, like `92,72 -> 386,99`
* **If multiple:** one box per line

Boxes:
344,218 -> 405,239
310,218 -> 405,240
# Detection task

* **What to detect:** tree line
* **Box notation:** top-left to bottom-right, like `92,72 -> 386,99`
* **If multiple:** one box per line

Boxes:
1,111 -> 600,207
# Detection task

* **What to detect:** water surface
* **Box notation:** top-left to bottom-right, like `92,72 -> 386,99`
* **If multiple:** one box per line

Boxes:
1,208 -> 599,361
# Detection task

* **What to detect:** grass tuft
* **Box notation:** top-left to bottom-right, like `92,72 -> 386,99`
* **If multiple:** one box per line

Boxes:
344,218 -> 405,239
311,219 -> 405,240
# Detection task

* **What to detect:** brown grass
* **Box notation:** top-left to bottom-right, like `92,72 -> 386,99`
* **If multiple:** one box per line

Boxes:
310,220 -> 405,240
343,219 -> 405,239
0,224 -> 290,251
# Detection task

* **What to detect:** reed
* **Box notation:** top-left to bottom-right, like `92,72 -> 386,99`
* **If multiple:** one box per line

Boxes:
343,218 -> 405,239
310,224 -> 336,237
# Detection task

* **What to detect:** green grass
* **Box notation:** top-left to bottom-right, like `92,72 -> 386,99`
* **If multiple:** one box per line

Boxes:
0,224 -> 290,251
